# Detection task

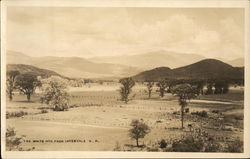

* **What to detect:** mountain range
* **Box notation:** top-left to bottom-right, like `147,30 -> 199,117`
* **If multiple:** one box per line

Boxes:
89,50 -> 206,69
7,51 -> 142,78
133,59 -> 244,81
7,50 -> 244,79
7,64 -> 64,78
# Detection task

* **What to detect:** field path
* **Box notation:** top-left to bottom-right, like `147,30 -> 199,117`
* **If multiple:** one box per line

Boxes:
16,119 -> 129,130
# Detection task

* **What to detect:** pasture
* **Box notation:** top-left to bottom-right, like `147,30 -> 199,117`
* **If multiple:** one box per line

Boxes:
6,84 -> 244,151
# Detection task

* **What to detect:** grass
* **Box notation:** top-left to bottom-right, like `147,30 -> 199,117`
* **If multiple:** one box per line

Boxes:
6,86 -> 244,151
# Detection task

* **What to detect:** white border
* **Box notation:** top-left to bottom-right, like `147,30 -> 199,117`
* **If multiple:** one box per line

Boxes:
1,0 -> 250,158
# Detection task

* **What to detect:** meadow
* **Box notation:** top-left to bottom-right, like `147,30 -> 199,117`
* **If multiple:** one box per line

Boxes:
6,83 -> 244,151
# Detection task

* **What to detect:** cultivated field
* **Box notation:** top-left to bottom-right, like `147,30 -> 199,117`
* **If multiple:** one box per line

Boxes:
6,84 -> 244,151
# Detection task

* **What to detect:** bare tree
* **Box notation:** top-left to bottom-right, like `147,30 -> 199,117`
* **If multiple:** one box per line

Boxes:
172,84 -> 197,129
145,81 -> 154,99
6,71 -> 20,101
157,79 -> 167,98
119,77 -> 135,104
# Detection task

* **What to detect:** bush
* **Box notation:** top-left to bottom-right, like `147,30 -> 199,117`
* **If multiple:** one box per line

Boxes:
191,110 -> 208,117
159,139 -> 168,148
226,138 -> 243,153
212,110 -> 220,114
171,136 -> 204,152
6,127 -> 24,151
6,111 -> 28,119
41,109 -> 48,114
40,76 -> 70,111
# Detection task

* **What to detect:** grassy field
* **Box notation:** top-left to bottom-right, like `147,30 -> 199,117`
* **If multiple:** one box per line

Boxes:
6,84 -> 244,151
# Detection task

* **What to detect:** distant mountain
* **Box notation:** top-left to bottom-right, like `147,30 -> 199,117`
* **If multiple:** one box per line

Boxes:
89,50 -> 206,69
227,58 -> 244,67
133,59 -> 244,81
7,64 -> 63,78
7,51 -> 143,78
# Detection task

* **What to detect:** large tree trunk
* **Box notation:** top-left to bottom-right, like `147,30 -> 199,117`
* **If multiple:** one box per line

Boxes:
136,138 -> 139,147
27,93 -> 31,102
9,93 -> 13,101
181,106 -> 184,129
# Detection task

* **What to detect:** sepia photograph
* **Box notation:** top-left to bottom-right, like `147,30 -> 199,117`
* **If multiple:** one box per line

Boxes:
1,0 -> 250,158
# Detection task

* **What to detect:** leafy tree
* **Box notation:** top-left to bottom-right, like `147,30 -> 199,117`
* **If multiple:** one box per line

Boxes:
40,76 -> 70,111
157,80 -> 168,97
145,81 -> 154,99
205,80 -> 214,95
129,119 -> 150,147
119,77 -> 135,104
15,73 -> 41,101
172,84 -> 197,129
6,71 -> 20,101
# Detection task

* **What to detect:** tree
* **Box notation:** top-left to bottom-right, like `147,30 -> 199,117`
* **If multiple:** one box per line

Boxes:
129,119 -> 150,147
15,73 -> 41,101
40,76 -> 70,111
172,84 -> 197,129
119,77 -> 135,104
145,81 -> 154,99
157,80 -> 167,97
6,71 -> 20,101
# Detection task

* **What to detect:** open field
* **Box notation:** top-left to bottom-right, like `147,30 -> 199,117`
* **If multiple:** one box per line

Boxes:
6,85 -> 244,151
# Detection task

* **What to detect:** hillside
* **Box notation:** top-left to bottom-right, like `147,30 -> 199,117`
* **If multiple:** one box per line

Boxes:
133,59 -> 244,81
89,50 -> 205,69
7,64 -> 63,78
7,51 -> 143,78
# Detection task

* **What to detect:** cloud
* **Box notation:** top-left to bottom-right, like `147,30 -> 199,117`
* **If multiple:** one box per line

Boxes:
7,7 -> 244,60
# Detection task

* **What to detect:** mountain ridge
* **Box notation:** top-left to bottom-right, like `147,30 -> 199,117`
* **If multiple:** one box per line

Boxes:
133,59 -> 244,81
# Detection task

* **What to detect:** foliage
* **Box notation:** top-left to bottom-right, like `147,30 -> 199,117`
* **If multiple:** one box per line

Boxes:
172,135 -> 204,152
129,119 -> 150,147
156,80 -> 168,97
191,110 -> 208,118
159,139 -> 168,148
172,84 -> 197,128
41,109 -> 48,114
6,127 -> 24,151
6,70 -> 20,101
40,76 -> 70,111
226,138 -> 243,152
119,77 -> 135,104
15,72 -> 41,101
6,111 -> 28,119
145,81 -> 154,99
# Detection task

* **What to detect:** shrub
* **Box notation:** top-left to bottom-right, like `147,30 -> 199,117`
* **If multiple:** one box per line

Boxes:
6,127 -> 24,151
212,110 -> 220,114
191,110 -> 208,118
40,76 -> 70,111
41,109 -> 48,114
171,136 -> 204,152
226,138 -> 243,153
6,111 -> 28,119
159,139 -> 167,148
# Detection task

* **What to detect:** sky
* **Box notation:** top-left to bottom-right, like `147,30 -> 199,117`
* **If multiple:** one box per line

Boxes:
7,7 -> 245,60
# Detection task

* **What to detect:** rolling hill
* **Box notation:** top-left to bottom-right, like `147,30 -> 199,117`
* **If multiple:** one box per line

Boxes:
133,59 -> 244,81
89,50 -> 206,69
7,51 -> 143,78
7,64 -> 63,78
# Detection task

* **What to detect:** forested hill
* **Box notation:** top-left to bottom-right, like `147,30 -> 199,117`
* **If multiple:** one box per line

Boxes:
7,64 -> 64,78
133,59 -> 244,81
